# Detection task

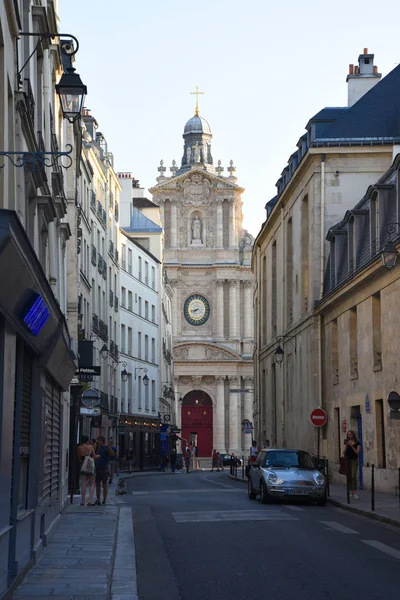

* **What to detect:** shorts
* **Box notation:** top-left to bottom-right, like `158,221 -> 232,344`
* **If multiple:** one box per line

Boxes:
96,469 -> 108,484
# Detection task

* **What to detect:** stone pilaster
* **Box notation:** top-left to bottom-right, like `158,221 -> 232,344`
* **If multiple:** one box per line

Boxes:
243,280 -> 253,339
228,376 -> 240,453
216,199 -> 224,248
216,280 -> 224,339
171,202 -> 177,247
228,199 -> 236,247
214,376 -> 226,452
228,280 -> 238,338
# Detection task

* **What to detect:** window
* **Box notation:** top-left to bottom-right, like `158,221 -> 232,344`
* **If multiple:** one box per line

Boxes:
128,327 -> 132,355
375,399 -> 386,468
152,304 -> 156,323
151,380 -> 156,411
151,266 -> 156,289
332,318 -> 339,384
121,325 -> 126,353
138,332 -> 142,359
138,376 -> 142,409
372,293 -> 382,370
128,248 -> 133,274
121,287 -> 126,308
128,291 -> 133,311
145,335 -> 149,361
145,261 -> 149,284
152,338 -> 155,363
138,256 -> 142,280
349,306 -> 358,379
145,301 -> 149,320
138,297 -> 142,316
121,244 -> 126,267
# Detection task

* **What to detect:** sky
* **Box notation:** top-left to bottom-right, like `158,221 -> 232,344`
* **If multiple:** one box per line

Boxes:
58,0 -> 400,236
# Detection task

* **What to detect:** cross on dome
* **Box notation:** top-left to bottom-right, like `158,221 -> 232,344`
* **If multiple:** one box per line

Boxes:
190,85 -> 204,116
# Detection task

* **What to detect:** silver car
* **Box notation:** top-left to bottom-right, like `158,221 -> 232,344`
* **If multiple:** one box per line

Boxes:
248,448 -> 327,506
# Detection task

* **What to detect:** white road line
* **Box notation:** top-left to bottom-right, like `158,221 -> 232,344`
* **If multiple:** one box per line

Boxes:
320,521 -> 359,534
172,510 -> 298,523
131,488 -> 243,496
362,540 -> 400,560
285,506 -> 305,511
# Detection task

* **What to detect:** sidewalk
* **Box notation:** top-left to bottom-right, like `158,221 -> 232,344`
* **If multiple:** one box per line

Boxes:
327,482 -> 400,527
11,483 -> 138,600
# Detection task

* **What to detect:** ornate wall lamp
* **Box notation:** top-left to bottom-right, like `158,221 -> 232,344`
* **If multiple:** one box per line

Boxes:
0,32 -> 87,172
135,368 -> 149,386
274,335 -> 296,365
381,223 -> 400,269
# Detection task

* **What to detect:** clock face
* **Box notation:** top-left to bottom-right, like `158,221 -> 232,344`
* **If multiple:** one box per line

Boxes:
184,294 -> 210,326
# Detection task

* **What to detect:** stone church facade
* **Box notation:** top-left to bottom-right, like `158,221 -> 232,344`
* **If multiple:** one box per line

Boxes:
150,110 -> 254,457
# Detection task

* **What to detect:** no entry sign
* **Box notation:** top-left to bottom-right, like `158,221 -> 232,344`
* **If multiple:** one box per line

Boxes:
310,408 -> 327,428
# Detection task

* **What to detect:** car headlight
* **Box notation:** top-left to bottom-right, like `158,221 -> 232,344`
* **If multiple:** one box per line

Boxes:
267,472 -> 277,484
313,472 -> 325,486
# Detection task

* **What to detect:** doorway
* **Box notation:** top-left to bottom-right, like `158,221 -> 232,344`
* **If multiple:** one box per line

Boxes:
181,390 -> 213,457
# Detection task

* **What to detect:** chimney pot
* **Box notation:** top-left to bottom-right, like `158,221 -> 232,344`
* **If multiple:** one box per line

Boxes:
355,66 -> 360,74
349,64 -> 354,74
364,47 -> 368,54
373,65 -> 378,73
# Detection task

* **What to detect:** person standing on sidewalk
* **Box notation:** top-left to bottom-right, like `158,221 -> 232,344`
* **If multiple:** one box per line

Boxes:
95,436 -> 115,505
343,430 -> 361,500
126,447 -> 135,473
184,446 -> 191,473
77,437 -> 98,506
107,440 -> 118,484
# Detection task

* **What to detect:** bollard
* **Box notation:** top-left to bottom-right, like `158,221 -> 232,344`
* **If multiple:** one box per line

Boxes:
326,460 -> 330,497
346,459 -> 351,504
242,455 -> 245,479
371,464 -> 375,512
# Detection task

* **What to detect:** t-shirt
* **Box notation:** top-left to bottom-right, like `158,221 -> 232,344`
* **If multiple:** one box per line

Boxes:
344,442 -> 359,460
96,445 -> 111,470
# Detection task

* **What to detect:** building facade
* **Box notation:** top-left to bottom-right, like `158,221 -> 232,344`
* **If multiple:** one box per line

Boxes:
317,155 -> 400,492
0,1 -> 79,595
150,109 -> 254,457
252,50 -> 400,457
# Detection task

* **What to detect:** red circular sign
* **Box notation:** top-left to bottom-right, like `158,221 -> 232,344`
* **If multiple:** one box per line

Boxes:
310,408 -> 327,427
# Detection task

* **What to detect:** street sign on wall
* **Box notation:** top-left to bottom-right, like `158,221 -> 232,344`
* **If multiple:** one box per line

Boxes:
310,408 -> 327,428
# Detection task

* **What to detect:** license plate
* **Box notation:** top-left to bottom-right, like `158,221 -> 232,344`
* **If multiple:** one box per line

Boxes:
287,489 -> 310,496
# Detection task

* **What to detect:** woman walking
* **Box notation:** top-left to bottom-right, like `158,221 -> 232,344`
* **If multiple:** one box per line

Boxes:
343,429 -> 361,500
77,437 -> 98,506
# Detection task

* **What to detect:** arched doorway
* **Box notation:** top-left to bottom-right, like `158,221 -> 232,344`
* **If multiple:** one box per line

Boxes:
181,390 -> 213,457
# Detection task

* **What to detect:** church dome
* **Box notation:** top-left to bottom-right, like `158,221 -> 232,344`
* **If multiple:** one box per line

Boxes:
183,115 -> 212,136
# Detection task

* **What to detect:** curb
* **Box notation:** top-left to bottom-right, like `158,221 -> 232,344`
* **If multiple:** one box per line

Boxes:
327,498 -> 400,529
228,474 -> 247,484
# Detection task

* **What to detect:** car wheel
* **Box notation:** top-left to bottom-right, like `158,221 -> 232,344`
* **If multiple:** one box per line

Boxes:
260,480 -> 270,504
248,479 -> 257,500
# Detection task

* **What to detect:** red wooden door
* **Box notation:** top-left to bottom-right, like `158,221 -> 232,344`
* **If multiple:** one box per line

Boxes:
181,401 -> 213,457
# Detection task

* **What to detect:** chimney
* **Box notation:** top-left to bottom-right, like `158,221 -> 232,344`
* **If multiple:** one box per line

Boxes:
346,48 -> 381,106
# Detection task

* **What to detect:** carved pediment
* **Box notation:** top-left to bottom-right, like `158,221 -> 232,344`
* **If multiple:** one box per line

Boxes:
173,343 -> 240,362
149,168 -> 244,196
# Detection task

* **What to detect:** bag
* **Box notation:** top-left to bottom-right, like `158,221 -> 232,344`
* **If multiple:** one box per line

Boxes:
339,457 -> 347,475
81,455 -> 95,475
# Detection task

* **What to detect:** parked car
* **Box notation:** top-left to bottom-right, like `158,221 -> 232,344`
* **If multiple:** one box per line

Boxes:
219,454 -> 243,467
248,448 -> 327,505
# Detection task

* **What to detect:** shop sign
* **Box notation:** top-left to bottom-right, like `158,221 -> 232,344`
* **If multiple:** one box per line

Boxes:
23,293 -> 49,336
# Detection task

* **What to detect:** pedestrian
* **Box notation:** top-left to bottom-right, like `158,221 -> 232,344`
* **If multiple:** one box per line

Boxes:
184,446 -> 191,473
95,436 -> 115,505
211,449 -> 219,472
91,439 -> 98,452
264,439 -> 271,448
77,437 -> 97,506
249,440 -> 258,464
125,448 -> 134,473
170,448 -> 177,473
217,452 -> 224,471
343,430 -> 361,500
107,440 -> 118,484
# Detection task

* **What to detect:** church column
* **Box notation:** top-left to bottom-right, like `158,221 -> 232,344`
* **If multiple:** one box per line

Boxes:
216,199 -> 223,248
243,280 -> 253,338
216,280 -> 224,339
229,376 -> 240,453
228,199 -> 236,248
228,280 -> 238,338
214,376 -> 226,452
171,202 -> 177,248
169,279 -> 179,337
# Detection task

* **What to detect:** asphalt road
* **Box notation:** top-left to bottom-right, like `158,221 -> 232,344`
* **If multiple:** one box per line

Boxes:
119,470 -> 400,600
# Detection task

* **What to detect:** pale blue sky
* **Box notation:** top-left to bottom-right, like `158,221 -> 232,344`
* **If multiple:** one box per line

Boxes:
58,0 -> 400,235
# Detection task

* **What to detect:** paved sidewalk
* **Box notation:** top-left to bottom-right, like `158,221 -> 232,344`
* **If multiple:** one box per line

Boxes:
12,488 -> 138,600
327,482 -> 400,527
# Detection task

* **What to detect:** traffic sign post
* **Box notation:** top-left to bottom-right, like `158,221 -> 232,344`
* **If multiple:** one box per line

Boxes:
310,408 -> 327,461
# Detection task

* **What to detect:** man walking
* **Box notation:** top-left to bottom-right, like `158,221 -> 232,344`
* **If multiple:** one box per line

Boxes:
95,436 -> 114,505
107,440 -> 118,484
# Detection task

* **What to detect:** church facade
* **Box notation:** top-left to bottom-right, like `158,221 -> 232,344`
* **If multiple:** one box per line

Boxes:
150,108 -> 254,457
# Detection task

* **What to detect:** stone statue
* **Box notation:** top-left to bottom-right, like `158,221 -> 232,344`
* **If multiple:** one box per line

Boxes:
192,216 -> 202,241
186,145 -> 191,164
193,142 -> 201,163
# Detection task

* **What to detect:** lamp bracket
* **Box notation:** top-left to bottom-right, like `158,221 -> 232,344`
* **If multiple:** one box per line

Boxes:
0,144 -> 73,172
135,367 -> 148,380
276,335 -> 296,353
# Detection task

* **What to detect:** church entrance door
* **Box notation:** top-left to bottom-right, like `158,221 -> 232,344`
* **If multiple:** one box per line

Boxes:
181,390 -> 213,457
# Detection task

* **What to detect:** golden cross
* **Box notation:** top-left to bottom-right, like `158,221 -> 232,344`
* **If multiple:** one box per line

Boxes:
190,85 -> 204,116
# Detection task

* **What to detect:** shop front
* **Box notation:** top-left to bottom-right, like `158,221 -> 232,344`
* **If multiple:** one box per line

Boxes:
118,415 -> 161,471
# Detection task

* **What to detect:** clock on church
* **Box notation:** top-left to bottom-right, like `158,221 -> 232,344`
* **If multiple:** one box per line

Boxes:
184,294 -> 210,326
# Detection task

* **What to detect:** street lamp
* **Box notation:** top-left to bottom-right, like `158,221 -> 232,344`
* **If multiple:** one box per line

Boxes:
120,362 -> 128,383
381,240 -> 398,269
135,368 -> 149,386
274,345 -> 284,364
274,335 -> 296,365
100,344 -> 109,360
55,67 -> 87,123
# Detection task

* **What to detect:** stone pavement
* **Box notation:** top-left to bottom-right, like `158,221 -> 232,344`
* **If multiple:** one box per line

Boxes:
327,482 -> 400,527
12,484 -> 138,600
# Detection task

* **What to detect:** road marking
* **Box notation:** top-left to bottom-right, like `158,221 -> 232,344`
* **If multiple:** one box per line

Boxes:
285,505 -> 305,511
362,540 -> 400,560
320,521 -> 359,534
172,510 -> 298,523
131,488 -> 243,496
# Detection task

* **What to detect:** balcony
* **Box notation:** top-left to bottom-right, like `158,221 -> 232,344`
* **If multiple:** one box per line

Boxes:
91,244 -> 97,266
23,78 -> 35,128
101,208 -> 107,229
114,203 -> 119,222
99,319 -> 108,342
92,313 -> 99,334
102,262 -> 107,281
91,190 -> 96,211
97,200 -> 102,221
97,254 -> 103,274
114,296 -> 119,312
109,240 -> 115,258
109,289 -> 114,307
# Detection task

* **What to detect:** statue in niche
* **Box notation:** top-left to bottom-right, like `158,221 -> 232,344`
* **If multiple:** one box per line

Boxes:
191,215 -> 202,242
186,145 -> 191,164
193,142 -> 201,163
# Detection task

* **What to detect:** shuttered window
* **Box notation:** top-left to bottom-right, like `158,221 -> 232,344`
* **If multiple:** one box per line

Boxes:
41,377 -> 61,502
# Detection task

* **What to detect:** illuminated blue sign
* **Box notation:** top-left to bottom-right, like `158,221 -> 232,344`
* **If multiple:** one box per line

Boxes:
23,294 -> 50,336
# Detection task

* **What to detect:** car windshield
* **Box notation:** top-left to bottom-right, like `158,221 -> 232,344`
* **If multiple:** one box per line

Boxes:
265,451 -> 314,469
